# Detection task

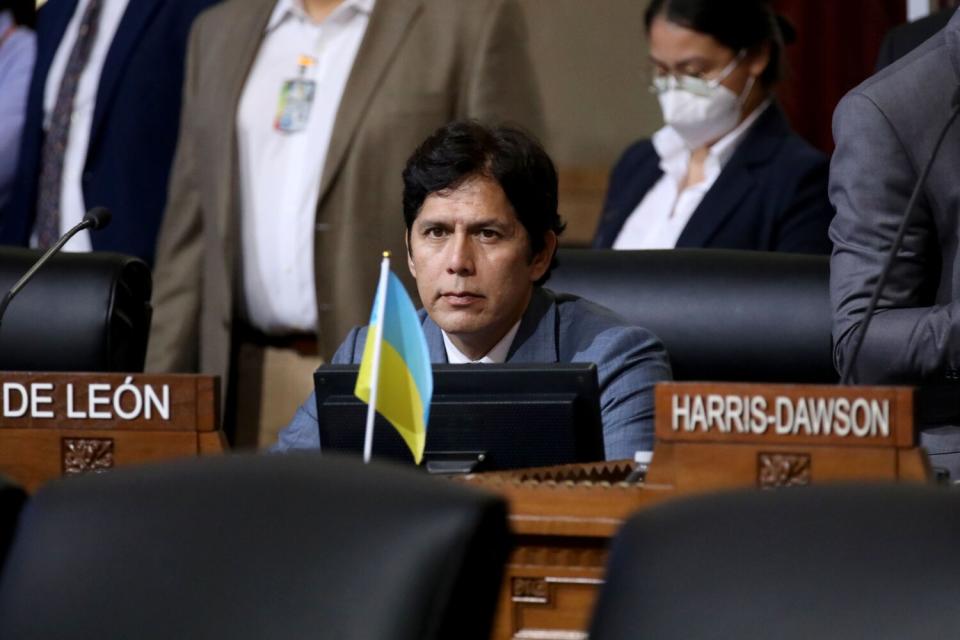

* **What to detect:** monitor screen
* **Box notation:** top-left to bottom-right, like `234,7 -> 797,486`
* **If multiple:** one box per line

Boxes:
314,363 -> 605,473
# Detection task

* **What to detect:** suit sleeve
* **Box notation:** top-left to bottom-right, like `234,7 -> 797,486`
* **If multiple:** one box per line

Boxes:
144,17 -> 206,373
462,0 -> 545,139
271,327 -> 364,452
589,326 -> 672,459
829,91 -> 960,382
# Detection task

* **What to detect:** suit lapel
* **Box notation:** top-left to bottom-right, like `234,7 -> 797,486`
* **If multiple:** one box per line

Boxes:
216,0 -> 277,242
89,0 -> 163,148
422,315 -> 448,363
506,288 -> 559,363
316,0 -> 422,208
676,104 -> 785,248
35,0 -> 80,93
946,8 -> 960,78
595,160 -> 663,248
675,165 -> 754,248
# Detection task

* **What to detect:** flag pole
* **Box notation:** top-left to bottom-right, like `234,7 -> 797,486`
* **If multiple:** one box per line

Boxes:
363,252 -> 391,463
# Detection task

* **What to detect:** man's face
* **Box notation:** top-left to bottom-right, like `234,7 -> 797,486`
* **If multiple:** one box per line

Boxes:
407,175 -> 556,360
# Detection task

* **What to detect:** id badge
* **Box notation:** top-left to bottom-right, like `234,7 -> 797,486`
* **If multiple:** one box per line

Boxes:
274,77 -> 316,133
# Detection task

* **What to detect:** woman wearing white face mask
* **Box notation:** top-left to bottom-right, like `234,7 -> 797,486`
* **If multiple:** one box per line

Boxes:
593,0 -> 833,254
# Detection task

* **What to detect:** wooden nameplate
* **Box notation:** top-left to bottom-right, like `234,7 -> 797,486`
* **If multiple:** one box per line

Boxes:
647,381 -> 930,490
0,372 -> 224,492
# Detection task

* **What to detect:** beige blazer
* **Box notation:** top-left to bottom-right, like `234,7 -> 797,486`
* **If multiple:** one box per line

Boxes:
146,0 -> 544,387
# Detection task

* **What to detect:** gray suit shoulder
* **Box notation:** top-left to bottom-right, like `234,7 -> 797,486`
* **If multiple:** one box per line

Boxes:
842,28 -> 952,121
331,308 -> 431,364
552,292 -> 668,364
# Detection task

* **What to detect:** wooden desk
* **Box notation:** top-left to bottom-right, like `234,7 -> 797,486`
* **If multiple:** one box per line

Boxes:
463,382 -> 932,640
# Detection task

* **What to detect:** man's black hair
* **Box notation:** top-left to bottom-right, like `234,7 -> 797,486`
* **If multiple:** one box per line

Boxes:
402,120 -> 565,285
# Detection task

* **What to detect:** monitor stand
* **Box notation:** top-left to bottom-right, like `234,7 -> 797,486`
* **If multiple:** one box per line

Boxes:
424,451 -> 488,475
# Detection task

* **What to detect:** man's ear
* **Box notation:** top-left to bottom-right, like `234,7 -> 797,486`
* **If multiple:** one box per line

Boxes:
406,231 -> 417,279
530,231 -> 558,282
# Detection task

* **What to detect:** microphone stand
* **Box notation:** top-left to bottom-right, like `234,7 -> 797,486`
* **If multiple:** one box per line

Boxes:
0,215 -> 102,329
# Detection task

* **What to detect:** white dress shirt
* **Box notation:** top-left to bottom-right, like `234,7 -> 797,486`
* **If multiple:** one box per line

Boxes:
442,321 -> 521,364
613,100 -> 771,250
237,0 -> 373,334
36,0 -> 130,252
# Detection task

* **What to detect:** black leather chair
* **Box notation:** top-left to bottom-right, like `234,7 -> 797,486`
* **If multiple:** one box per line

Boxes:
0,453 -> 508,640
548,249 -> 835,382
0,247 -> 151,371
0,475 -> 26,578
588,484 -> 960,640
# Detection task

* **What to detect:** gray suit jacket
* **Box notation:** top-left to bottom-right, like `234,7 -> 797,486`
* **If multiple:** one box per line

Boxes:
145,0 -> 544,387
830,9 -> 960,383
275,288 -> 672,460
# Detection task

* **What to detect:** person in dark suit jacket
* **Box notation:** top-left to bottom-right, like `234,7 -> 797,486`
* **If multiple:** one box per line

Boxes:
593,0 -> 833,254
0,0 -> 218,264
875,7 -> 955,71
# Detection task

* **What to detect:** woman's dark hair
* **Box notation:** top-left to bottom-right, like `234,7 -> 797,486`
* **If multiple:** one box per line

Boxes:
402,120 -> 565,285
644,0 -> 795,87
1,0 -> 36,29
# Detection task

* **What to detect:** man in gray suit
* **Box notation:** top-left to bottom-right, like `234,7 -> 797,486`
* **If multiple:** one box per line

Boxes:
831,8 -> 960,478
276,121 -> 672,460
830,9 -> 960,384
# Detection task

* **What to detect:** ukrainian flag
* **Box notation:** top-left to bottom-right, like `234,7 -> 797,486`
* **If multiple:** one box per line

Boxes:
354,259 -> 433,463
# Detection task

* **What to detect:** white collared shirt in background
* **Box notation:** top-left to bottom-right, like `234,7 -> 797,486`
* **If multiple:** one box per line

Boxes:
442,321 -> 521,364
238,0 -> 374,334
613,100 -> 772,250
37,0 -> 130,252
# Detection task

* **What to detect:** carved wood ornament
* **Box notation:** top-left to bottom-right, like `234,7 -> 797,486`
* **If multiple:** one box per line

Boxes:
62,438 -> 115,475
758,452 -> 811,488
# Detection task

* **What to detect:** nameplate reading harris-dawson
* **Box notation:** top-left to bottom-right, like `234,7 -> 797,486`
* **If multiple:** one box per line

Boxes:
654,382 -> 915,448
0,372 -> 218,431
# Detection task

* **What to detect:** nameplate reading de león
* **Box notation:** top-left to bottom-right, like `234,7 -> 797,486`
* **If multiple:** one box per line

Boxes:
654,382 -> 914,448
0,373 -> 218,431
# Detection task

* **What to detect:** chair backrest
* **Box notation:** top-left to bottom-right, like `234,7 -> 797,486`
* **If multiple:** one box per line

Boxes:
0,453 -> 509,640
0,247 -> 151,371
589,484 -> 960,640
548,248 -> 836,382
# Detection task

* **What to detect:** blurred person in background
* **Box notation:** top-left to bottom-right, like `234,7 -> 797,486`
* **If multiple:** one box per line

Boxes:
0,0 -> 35,212
0,0 -> 219,263
593,0 -> 833,254
875,5 -> 956,71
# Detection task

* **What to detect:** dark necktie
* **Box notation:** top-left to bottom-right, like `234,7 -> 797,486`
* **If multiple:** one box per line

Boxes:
34,0 -> 104,249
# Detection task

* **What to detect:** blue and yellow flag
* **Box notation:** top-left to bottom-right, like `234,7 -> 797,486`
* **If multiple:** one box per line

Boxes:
354,262 -> 433,463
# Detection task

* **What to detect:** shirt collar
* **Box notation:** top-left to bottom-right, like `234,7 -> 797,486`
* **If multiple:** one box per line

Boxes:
709,99 -> 771,166
441,321 -> 521,364
267,0 -> 374,32
652,99 -> 773,182
0,11 -> 13,34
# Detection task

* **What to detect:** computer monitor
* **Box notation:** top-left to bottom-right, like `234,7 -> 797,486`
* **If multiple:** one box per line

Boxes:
313,363 -> 605,474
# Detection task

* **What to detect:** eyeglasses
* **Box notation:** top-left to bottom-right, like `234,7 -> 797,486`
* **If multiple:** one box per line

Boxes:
649,51 -> 744,97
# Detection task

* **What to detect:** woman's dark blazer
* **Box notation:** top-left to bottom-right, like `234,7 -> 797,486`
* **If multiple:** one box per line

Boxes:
592,103 -> 834,254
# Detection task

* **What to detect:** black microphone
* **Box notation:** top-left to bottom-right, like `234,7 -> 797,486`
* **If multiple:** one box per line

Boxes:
840,89 -> 960,384
0,207 -> 113,328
